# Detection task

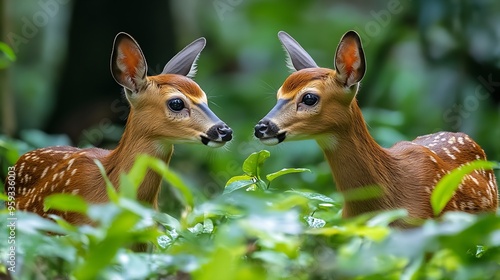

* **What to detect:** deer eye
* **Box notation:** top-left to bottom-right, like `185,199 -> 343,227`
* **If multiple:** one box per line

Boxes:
168,98 -> 185,112
301,93 -> 319,106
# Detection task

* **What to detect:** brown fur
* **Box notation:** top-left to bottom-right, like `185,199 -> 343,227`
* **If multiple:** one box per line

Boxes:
149,74 -> 205,102
5,35 -> 228,228
269,71 -> 498,222
260,31 -> 498,223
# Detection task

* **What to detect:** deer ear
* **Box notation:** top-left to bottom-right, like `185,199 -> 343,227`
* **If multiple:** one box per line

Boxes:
110,32 -> 148,93
278,31 -> 318,71
334,31 -> 365,88
162,37 -> 206,78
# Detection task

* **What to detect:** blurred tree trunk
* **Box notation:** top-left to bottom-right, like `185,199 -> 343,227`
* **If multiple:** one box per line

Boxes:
0,0 -> 16,136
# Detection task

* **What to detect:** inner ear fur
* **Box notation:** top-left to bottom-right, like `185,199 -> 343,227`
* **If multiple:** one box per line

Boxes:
110,32 -> 148,93
334,31 -> 366,88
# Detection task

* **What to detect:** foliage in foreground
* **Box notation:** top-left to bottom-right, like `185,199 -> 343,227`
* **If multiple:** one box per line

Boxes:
0,149 -> 499,279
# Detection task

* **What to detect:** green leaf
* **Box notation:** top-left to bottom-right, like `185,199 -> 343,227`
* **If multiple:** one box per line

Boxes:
285,190 -> 335,204
366,209 -> 408,227
74,210 -> 141,279
242,150 -> 270,177
119,173 -> 137,200
266,168 -> 310,182
16,211 -> 69,235
225,175 -> 254,187
307,225 -> 389,241
305,216 -> 326,228
271,194 -> 309,211
0,137 -> 23,165
44,194 -> 88,213
48,215 -> 78,232
0,193 -> 8,201
0,41 -> 16,69
154,212 -> 181,230
431,160 -> 497,217
127,154 -> 194,207
223,178 -> 256,194
94,159 -> 118,202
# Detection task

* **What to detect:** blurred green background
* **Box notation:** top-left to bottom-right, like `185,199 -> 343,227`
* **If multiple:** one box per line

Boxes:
1,0 -> 499,212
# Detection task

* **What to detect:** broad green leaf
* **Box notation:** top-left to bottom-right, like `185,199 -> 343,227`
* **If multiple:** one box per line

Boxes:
160,167 -> 194,208
0,42 -> 16,62
119,173 -> 137,200
126,154 -> 152,187
0,193 -> 8,201
305,216 -> 326,228
118,198 -> 155,222
0,42 -> 16,69
223,178 -> 256,194
366,209 -> 408,227
94,159 -> 118,202
0,137 -> 23,165
128,154 -> 194,207
157,234 -> 176,249
308,225 -> 389,241
204,218 -> 214,233
44,194 -> 88,213
74,210 -> 141,279
193,246 -> 246,280
154,212 -> 181,230
242,150 -> 270,177
271,193 -> 309,210
431,160 -> 497,216
48,215 -> 78,232
16,211 -> 68,235
266,168 -> 310,182
188,223 -> 204,234
286,190 -> 335,204
225,175 -> 253,187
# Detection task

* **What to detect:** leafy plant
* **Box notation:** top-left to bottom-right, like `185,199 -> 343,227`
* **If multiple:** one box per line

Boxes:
0,42 -> 16,69
0,150 -> 499,279
431,160 -> 499,216
224,149 -> 310,193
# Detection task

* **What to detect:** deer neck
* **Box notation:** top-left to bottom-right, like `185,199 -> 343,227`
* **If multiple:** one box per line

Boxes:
103,111 -> 173,205
317,101 -> 398,216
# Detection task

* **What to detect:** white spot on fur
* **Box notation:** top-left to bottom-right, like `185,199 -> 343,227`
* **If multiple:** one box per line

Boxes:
41,166 -> 49,179
429,156 -> 437,163
442,147 -> 456,160
67,158 -> 76,170
470,176 -> 480,186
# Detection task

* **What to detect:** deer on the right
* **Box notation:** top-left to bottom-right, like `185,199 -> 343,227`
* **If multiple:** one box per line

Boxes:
254,30 -> 498,224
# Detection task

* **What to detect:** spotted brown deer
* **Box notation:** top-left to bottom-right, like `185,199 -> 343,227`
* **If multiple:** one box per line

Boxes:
254,30 -> 498,222
6,33 -> 232,224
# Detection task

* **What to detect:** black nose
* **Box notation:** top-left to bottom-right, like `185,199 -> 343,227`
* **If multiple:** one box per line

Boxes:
254,119 -> 270,138
216,123 -> 233,141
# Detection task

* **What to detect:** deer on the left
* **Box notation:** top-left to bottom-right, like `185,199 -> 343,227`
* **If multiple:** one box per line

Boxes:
5,33 -> 233,225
